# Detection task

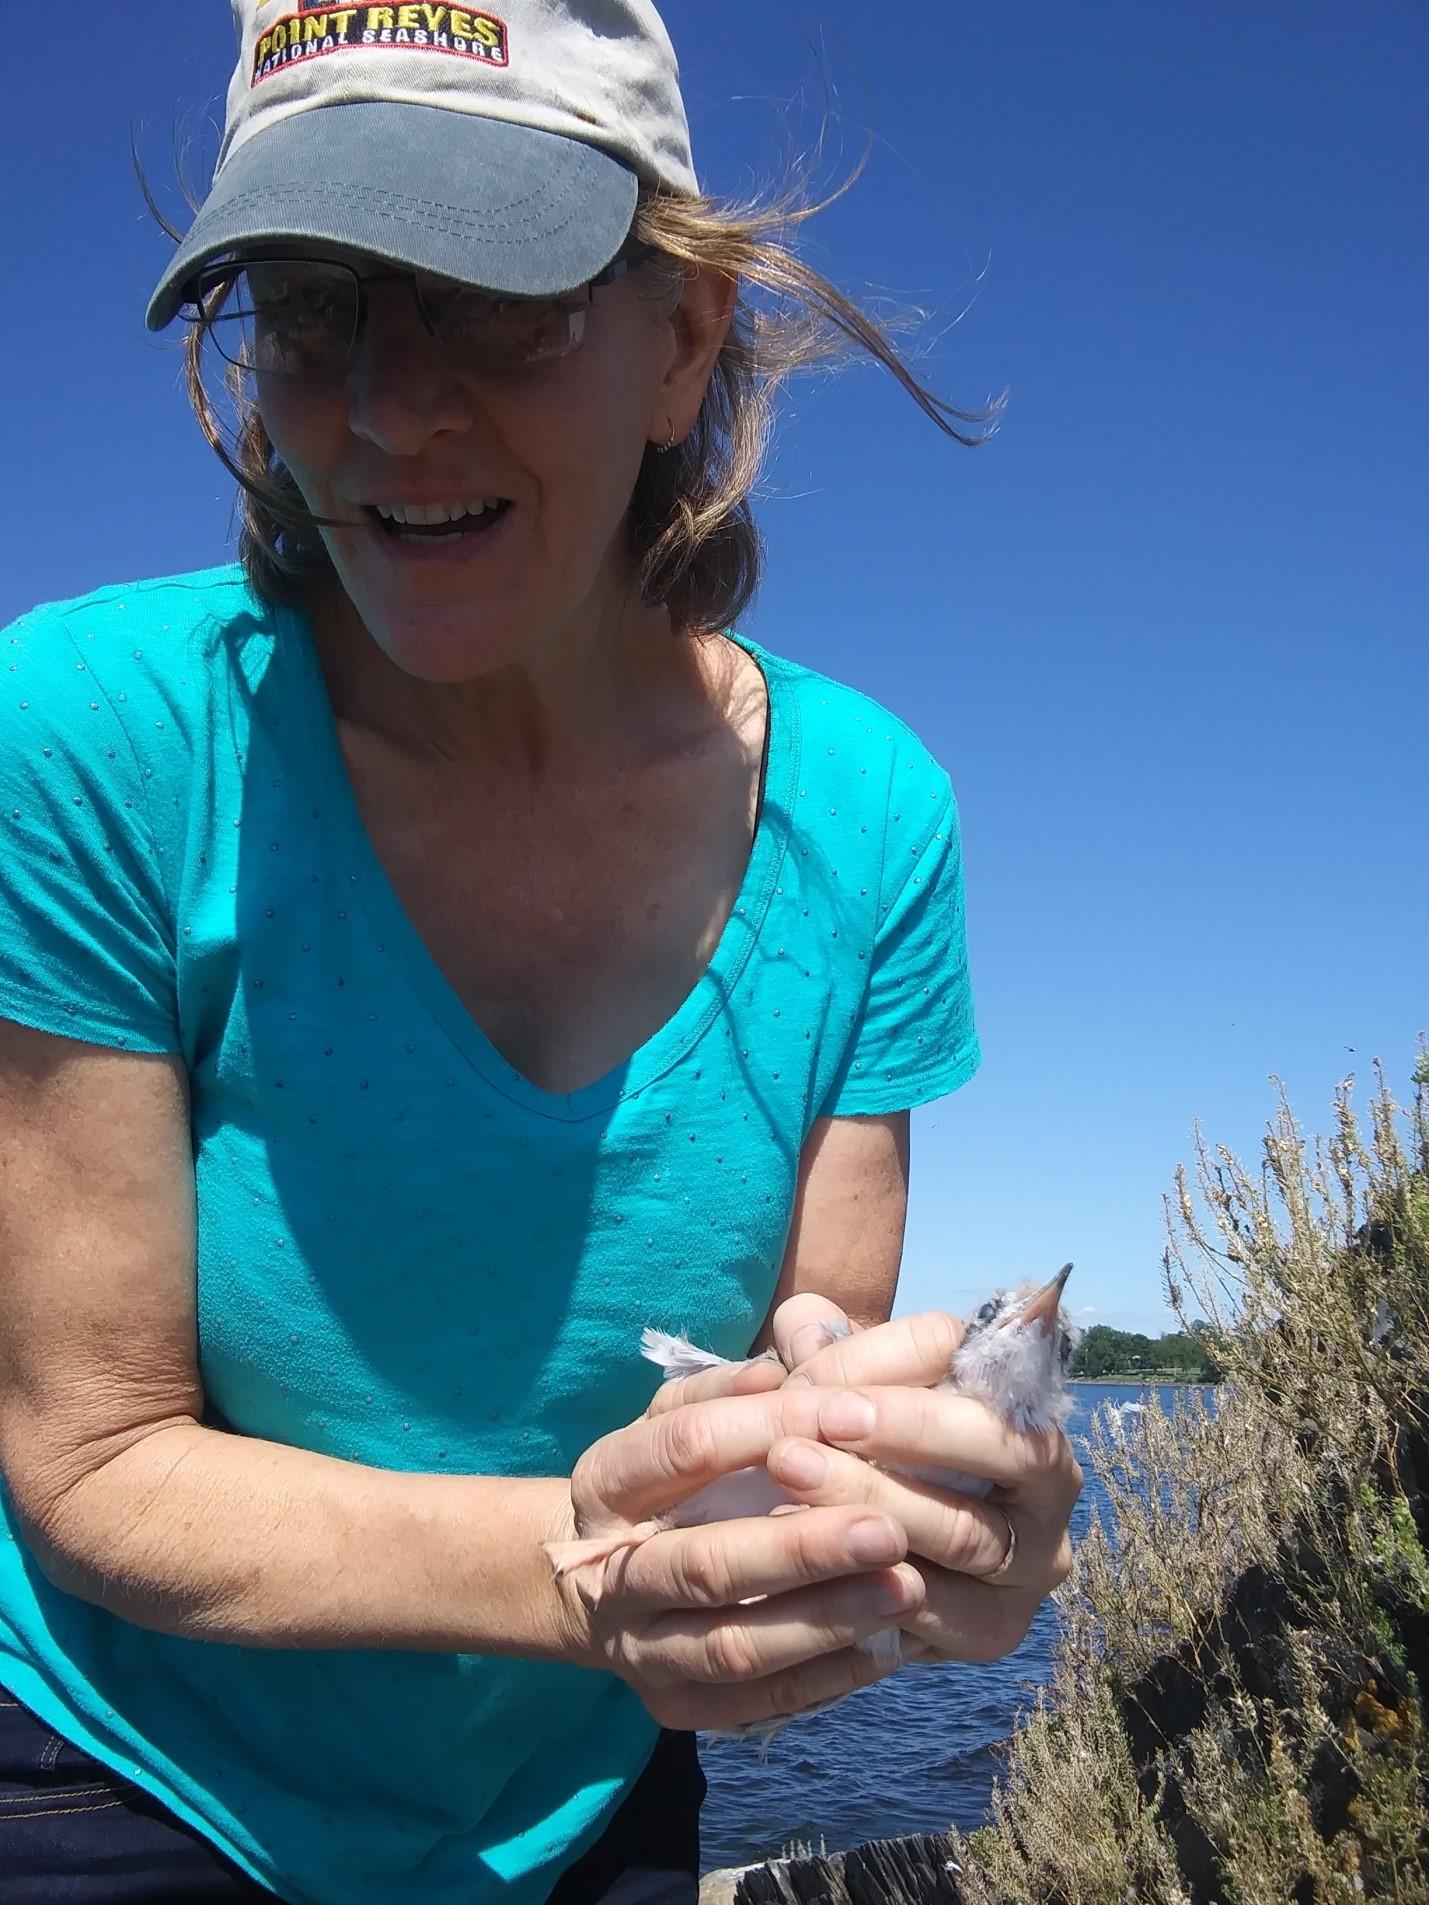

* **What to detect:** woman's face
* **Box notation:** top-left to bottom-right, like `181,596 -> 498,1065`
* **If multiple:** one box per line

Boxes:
254,249 -> 725,682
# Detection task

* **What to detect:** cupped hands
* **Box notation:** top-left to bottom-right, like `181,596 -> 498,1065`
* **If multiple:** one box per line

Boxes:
650,1295 -> 1084,1671
553,1383 -> 925,1732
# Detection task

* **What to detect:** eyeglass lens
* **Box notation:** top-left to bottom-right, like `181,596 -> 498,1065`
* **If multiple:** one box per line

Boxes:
195,261 -> 585,375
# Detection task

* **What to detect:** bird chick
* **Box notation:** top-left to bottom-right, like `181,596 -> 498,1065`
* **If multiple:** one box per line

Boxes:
545,1266 -> 1078,1579
544,1267 -> 1078,1739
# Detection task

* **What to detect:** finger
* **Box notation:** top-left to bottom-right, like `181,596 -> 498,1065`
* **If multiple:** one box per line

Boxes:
574,1387 -> 837,1527
645,1354 -> 786,1418
640,1562 -> 924,1687
766,1437 -> 1024,1584
654,1640 -> 897,1734
891,1562 -> 1047,1666
616,1503 -> 908,1613
782,1312 -> 964,1394
810,1386 -> 1077,1500
770,1293 -> 857,1372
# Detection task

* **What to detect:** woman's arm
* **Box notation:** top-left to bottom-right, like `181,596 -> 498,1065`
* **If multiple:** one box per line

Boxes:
0,1018 -> 581,1657
750,1111 -> 911,1348
0,1019 -> 918,1727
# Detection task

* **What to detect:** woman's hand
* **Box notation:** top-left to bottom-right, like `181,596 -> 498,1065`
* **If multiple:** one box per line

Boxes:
553,1387 -> 925,1732
646,1296 -> 1083,1669
766,1299 -> 1084,1665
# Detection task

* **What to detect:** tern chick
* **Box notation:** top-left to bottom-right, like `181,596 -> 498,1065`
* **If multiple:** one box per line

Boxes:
545,1265 -> 1078,1581
544,1267 -> 1078,1737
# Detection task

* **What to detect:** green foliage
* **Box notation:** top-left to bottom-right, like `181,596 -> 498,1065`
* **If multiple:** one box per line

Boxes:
1071,1323 -> 1221,1382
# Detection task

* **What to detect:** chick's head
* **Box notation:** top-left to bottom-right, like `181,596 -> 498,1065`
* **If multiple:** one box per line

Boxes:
952,1264 -> 1080,1432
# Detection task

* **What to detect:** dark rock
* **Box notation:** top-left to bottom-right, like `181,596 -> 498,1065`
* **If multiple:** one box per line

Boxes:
731,1833 -> 964,1905
1306,1734 -> 1359,1841
844,1835 -> 963,1904
1155,1772 -> 1224,1905
1124,1645 -> 1207,1762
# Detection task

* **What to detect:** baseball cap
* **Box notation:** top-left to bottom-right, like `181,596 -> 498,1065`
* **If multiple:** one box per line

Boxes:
146,0 -> 698,330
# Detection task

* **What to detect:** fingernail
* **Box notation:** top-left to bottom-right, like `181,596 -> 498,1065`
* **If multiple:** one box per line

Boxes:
847,1518 -> 900,1566
873,1571 -> 913,1614
777,1443 -> 827,1489
820,1393 -> 876,1441
790,1324 -> 829,1366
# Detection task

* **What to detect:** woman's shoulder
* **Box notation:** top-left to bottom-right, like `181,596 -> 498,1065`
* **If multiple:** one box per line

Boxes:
0,569 -> 271,1056
1,565 -> 287,873
738,630 -> 954,801
3,563 -> 285,766
9,563 -> 276,677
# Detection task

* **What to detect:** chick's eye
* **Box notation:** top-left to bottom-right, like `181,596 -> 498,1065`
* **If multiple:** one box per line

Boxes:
975,1300 -> 999,1327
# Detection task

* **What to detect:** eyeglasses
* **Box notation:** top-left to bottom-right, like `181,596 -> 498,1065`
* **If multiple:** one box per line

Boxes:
180,248 -> 656,378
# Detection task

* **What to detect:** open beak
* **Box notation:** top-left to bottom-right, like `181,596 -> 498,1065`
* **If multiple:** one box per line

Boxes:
1011,1262 -> 1073,1335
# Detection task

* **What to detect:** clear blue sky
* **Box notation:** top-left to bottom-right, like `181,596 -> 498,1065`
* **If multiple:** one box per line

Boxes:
3,3 -> 1424,1335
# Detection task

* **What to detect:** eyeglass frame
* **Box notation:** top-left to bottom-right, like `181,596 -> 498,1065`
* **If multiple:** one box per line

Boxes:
178,243 -> 661,376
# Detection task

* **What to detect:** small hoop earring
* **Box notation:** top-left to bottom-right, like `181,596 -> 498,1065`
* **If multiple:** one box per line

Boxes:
655,426 -> 679,454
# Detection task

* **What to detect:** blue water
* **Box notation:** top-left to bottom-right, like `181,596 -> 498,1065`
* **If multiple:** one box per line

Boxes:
699,1384 -> 1191,1871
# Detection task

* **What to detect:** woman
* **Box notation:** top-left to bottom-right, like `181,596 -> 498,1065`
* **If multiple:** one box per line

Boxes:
0,3 -> 1081,1901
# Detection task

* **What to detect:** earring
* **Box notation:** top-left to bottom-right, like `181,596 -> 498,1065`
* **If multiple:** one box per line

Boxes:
654,425 -> 679,453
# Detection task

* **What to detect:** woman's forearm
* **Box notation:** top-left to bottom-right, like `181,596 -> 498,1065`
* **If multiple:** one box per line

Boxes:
21,1420 -> 590,1659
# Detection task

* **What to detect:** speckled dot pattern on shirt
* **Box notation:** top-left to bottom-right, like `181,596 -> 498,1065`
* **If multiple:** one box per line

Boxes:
0,567 -> 979,1905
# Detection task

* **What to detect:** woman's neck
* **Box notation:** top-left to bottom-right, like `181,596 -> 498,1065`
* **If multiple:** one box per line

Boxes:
306,586 -> 734,793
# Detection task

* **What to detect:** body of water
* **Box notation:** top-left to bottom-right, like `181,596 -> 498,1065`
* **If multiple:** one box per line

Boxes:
699,1383 -> 1194,1872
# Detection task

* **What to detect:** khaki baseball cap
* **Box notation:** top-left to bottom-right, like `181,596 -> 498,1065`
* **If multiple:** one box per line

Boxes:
146,0 -> 698,329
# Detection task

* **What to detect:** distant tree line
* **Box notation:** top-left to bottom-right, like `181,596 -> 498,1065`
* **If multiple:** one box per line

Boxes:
1070,1322 -> 1222,1383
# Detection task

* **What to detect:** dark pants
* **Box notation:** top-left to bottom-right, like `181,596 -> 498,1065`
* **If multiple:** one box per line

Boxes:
0,1687 -> 704,1903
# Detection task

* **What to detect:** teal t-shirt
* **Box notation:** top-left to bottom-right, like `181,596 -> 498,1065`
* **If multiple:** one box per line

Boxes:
0,566 -> 980,1905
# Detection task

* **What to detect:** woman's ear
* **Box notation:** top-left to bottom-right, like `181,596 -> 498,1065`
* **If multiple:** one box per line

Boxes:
649,266 -> 738,449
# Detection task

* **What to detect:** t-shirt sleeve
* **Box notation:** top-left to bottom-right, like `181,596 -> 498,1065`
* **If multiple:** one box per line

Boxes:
820,775 -> 980,1118
0,607 -> 180,1053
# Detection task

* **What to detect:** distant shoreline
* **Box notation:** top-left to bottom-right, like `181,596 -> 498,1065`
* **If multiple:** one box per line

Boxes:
1067,1374 -> 1218,1385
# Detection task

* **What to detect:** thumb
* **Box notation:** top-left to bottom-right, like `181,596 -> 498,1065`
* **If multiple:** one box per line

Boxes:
771,1293 -> 857,1375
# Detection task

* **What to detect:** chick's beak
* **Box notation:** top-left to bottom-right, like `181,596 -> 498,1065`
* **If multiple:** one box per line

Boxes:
1012,1262 -> 1074,1335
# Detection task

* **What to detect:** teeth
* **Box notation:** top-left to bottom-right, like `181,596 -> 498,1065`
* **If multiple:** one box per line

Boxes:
375,500 -> 504,527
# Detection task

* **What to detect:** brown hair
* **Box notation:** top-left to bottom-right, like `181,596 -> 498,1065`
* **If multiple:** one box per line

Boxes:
173,175 -> 1005,634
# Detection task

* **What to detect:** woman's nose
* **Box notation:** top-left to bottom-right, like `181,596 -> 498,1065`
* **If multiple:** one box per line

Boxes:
343,284 -> 479,455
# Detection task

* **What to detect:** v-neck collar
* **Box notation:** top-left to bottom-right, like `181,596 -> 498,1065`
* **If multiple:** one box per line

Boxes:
275,605 -> 800,1124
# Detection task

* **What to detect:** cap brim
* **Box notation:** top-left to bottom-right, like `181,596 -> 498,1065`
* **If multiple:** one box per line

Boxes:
146,100 -> 639,329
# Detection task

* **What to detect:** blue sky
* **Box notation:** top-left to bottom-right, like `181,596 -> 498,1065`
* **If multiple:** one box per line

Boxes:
3,3 -> 1424,1335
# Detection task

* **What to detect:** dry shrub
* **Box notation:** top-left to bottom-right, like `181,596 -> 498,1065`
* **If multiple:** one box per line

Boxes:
953,1051 -> 1429,1905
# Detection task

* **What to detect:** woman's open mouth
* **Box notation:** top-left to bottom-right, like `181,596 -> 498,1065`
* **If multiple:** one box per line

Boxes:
366,500 -> 513,545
